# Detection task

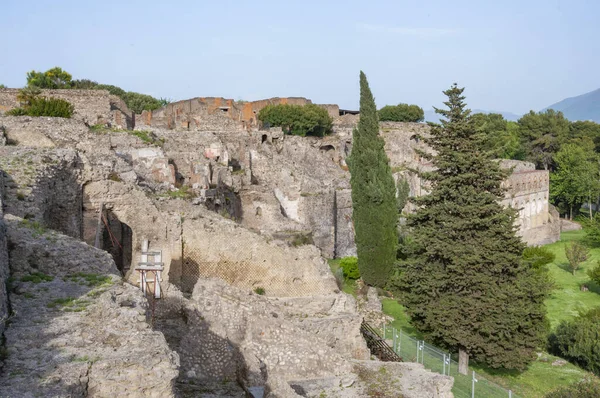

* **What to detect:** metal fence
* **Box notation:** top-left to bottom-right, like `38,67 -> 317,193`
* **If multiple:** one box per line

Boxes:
381,324 -> 519,398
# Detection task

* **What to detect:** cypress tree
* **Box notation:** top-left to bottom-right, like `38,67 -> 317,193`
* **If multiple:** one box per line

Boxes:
347,71 -> 398,287
398,84 -> 549,372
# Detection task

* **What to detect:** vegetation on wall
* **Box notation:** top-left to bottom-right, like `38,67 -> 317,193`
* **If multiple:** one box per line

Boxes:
396,84 -> 550,372
24,66 -> 169,113
378,103 -> 424,122
347,71 -> 398,288
257,103 -> 333,137
7,88 -> 74,118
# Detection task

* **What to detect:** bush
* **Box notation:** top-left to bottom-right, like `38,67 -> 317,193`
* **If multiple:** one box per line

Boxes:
548,307 -> 600,375
8,96 -> 74,118
587,262 -> 600,285
545,378 -> 600,397
378,103 -> 424,122
523,246 -> 556,270
258,104 -> 333,137
340,256 -> 360,280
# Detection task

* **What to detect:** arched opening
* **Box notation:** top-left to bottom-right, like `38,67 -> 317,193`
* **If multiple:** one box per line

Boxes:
261,134 -> 268,144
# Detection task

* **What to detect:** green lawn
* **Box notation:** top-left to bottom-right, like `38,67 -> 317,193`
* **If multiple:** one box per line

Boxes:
354,230 -> 600,398
544,230 -> 600,328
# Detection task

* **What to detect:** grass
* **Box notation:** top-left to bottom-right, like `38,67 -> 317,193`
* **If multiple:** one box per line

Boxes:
65,272 -> 112,287
21,272 -> 54,284
47,297 -> 91,312
90,124 -> 165,147
372,230 -> 600,398
165,185 -> 195,200
19,219 -> 48,237
543,230 -> 600,328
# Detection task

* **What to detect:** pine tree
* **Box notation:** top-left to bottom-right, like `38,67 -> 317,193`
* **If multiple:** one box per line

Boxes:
398,84 -> 549,372
347,71 -> 398,287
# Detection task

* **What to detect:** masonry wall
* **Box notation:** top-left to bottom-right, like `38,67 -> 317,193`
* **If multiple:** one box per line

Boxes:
0,168 -> 9,337
0,88 -> 131,128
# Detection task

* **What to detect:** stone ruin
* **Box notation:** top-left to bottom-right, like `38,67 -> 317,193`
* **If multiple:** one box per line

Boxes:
0,87 -> 558,396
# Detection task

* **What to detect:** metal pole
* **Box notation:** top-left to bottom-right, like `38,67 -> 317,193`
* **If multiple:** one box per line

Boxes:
383,323 -> 386,339
416,340 -> 420,362
399,329 -> 402,353
472,371 -> 478,398
509,390 -> 512,398
443,354 -> 446,375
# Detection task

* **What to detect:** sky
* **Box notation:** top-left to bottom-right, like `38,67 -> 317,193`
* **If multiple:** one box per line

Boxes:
1,0 -> 599,114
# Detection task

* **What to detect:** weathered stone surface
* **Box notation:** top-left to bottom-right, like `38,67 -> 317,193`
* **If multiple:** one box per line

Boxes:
0,88 -> 131,128
0,216 -> 178,398
0,169 -> 9,338
0,146 -> 83,239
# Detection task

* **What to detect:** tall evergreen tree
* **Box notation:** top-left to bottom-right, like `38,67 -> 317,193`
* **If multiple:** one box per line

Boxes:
347,72 -> 398,287
398,84 -> 550,372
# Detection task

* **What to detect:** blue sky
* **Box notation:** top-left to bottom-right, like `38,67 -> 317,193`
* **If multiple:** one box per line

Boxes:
2,0 -> 599,114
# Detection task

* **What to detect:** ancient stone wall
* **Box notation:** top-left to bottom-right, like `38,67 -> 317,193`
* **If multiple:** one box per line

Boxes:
0,169 -> 8,337
138,96 -> 339,131
0,147 -> 83,239
0,215 -> 179,397
0,88 -> 131,128
501,166 -> 560,245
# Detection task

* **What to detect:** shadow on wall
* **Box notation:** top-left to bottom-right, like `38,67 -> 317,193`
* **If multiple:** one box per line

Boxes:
101,210 -> 133,275
153,294 -> 263,392
1,165 -> 83,240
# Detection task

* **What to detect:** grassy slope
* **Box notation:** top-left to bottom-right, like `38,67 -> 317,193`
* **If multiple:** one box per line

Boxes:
375,230 -> 600,397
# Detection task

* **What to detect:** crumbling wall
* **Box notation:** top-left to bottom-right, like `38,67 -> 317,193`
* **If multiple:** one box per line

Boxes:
0,215 -> 179,397
0,146 -> 83,239
0,168 -> 9,337
154,279 -> 452,398
0,88 -> 131,128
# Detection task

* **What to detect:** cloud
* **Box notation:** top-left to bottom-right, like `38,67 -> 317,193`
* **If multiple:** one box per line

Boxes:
357,23 -> 457,38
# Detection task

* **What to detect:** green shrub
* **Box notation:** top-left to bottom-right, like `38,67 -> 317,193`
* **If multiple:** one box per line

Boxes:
258,104 -> 333,137
378,103 -> 424,122
7,96 -> 74,118
254,287 -> 265,295
548,307 -> 600,375
340,256 -> 360,280
523,246 -> 556,270
545,378 -> 600,398
588,262 -> 600,285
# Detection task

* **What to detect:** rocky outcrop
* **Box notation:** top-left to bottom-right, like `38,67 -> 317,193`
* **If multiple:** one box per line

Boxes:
153,279 -> 453,398
0,215 -> 179,397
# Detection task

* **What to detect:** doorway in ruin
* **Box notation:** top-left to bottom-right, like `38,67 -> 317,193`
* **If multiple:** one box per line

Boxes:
100,210 -> 133,275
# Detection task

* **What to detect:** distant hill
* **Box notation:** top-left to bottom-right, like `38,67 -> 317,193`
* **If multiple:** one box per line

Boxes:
423,109 -> 521,123
542,88 -> 600,122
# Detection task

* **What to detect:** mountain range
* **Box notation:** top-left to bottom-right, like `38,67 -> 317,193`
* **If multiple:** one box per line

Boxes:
542,88 -> 600,123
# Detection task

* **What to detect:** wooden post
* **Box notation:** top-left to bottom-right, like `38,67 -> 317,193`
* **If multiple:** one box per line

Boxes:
94,202 -> 104,249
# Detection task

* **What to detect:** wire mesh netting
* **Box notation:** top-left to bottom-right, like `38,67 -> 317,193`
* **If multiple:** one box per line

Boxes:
180,246 -> 328,297
382,325 -> 518,398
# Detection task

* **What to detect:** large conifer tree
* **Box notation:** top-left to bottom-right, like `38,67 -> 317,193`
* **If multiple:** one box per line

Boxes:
347,72 -> 398,287
399,84 -> 549,372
